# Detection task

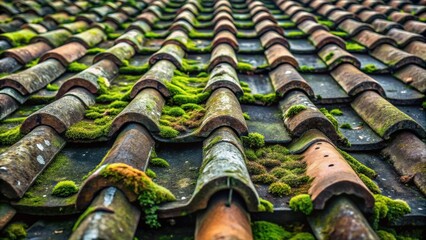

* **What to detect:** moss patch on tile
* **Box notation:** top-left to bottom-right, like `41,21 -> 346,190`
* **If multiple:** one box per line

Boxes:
345,41 -> 366,52
251,221 -> 314,240
0,222 -> 27,240
362,64 -> 378,73
289,194 -> 313,215
51,180 -> 79,197
1,29 -> 37,47
371,194 -> 411,230
68,61 -> 89,72
319,108 -> 350,146
284,105 -> 307,119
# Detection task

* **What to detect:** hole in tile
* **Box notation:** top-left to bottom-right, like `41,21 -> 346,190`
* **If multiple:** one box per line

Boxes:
315,147 -> 320,150
324,154 -> 329,157
328,164 -> 334,167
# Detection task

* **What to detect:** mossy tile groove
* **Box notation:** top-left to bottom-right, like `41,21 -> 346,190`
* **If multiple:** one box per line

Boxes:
0,126 -> 65,199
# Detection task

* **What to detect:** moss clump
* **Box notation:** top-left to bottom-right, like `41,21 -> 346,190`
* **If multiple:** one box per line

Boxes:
284,105 -> 307,118
65,120 -> 111,140
87,48 -> 106,54
159,125 -> 179,138
371,194 -> 411,229
299,65 -> 315,73
252,174 -> 278,184
1,29 -> 37,47
319,108 -> 350,146
422,101 -> 426,109
290,233 -> 315,240
146,169 -> 157,179
25,58 -> 39,68
324,52 -> 334,62
359,173 -> 381,194
340,123 -> 353,130
252,221 -> 292,240
241,132 -> 265,149
46,83 -> 59,91
51,180 -> 79,197
162,106 -> 185,117
346,41 -> 366,52
243,112 -> 251,120
376,230 -> 396,240
286,31 -> 305,38
258,198 -> 274,212
165,71 -> 210,105
150,157 -> 170,168
99,163 -> 175,228
362,64 -> 377,73
318,20 -> 334,28
289,194 -> 313,215
0,125 -> 23,145
0,222 -> 27,240
68,61 -> 89,72
247,161 -> 267,175
269,182 -> 291,197
159,102 -> 206,135
188,30 -> 214,38
245,149 -> 258,160
330,108 -> 343,116
338,149 -> 377,179
237,62 -> 256,72
119,63 -> 150,75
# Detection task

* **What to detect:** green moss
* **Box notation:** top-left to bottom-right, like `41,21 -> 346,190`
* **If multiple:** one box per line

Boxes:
119,63 -> 150,75
252,221 -> 292,240
159,125 -> 179,138
286,31 -> 305,38
289,194 -> 313,215
1,29 -> 37,47
268,182 -> 291,197
340,123 -> 352,130
252,174 -> 278,184
99,163 -> 175,228
371,194 -> 411,229
279,21 -> 296,28
87,48 -> 106,54
362,64 -> 378,73
253,93 -> 277,104
284,105 -> 307,118
247,161 -> 267,175
146,168 -> 157,179
299,65 -> 315,73
346,41 -> 366,52
338,149 -> 377,179
290,233 -> 315,240
422,101 -> 426,109
0,125 -> 23,145
258,198 -> 274,212
281,175 -> 310,188
1,222 -> 27,240
330,108 -> 343,116
150,157 -> 170,168
46,83 -> 59,91
51,180 -> 79,197
237,62 -> 256,72
318,20 -> 334,28
243,112 -> 251,120
68,61 -> 89,72
330,31 -> 349,38
241,132 -> 265,149
376,230 -> 396,240
245,148 -> 258,160
1,117 -> 26,124
359,173 -> 381,194
188,30 -> 214,38
65,120 -> 111,140
72,206 -> 97,231
324,52 -> 334,62
319,108 -> 350,146
162,106 -> 185,117
25,58 -> 39,68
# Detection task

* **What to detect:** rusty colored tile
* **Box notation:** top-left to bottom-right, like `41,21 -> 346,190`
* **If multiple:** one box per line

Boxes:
371,44 -> 424,69
176,11 -> 197,26
57,59 -> 119,98
109,89 -> 164,136
209,43 -> 238,72
214,19 -> 237,36
177,4 -> 199,16
149,44 -> 185,70
130,60 -> 175,98
299,20 -> 328,35
328,10 -> 355,25
336,0 -> 356,9
318,4 -> 340,16
40,42 -> 87,67
213,5 -> 233,16
304,141 -> 374,211
212,30 -> 239,51
250,5 -> 271,18
255,19 -> 283,37
291,11 -> 316,25
0,204 -> 16,230
338,19 -> 374,37
21,88 -> 95,134
127,20 -> 152,34
389,11 -> 415,24
351,91 -> 426,139
213,11 -> 233,24
0,126 -> 65,199
347,4 -> 369,14
278,1 -> 299,11
404,20 -> 426,36
331,63 -> 385,96
93,42 -> 135,66
265,43 -> 298,69
374,5 -> 397,15
205,63 -> 243,97
3,41 -> 52,64
312,1 -> 332,11
286,5 -> 304,17
106,12 -> 129,26
115,29 -> 144,53
0,93 -> 19,120
195,195 -> 252,240
394,65 -> 426,93
252,11 -> 276,25
260,30 -> 289,49
358,10 -> 386,23
371,19 -> 403,34
136,12 -> 159,27
310,29 -> 345,50
197,89 -> 248,137
269,63 -> 314,97
387,28 -> 425,47
215,0 -> 232,9
382,131 -> 426,195
353,30 -> 397,49
319,44 -> 360,70
169,20 -> 194,34
279,91 -> 344,145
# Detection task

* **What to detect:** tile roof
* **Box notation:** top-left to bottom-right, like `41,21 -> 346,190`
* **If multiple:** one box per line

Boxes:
0,0 -> 425,239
